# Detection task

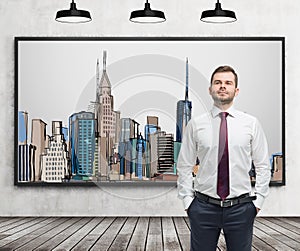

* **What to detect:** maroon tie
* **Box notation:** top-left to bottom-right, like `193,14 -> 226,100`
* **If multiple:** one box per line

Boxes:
217,112 -> 229,200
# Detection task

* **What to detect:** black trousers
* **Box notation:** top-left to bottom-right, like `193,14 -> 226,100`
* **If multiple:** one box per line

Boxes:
187,197 -> 257,251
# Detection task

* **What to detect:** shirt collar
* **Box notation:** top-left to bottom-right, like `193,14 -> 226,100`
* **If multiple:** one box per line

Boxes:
211,105 -> 238,118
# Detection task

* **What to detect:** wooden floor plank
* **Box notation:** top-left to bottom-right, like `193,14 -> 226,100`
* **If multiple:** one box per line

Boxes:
145,217 -> 163,251
0,234 -> 10,242
0,218 -> 22,241
90,217 -> 126,251
254,220 -> 295,251
0,218 -> 22,228
42,217 -> 91,251
272,217 -> 300,234
289,217 -> 300,223
2,217 -> 62,250
183,217 -> 190,230
0,217 -> 35,233
33,217 -> 83,251
261,217 -> 300,240
126,217 -> 149,251
173,217 -> 190,251
109,217 -> 138,251
33,218 -> 89,251
0,218 -> 48,248
0,218 -> 11,223
217,232 -> 227,251
252,233 -> 275,251
161,217 -> 181,251
12,218 -> 72,251
71,217 -> 112,251
0,217 -> 298,250
51,217 -> 100,251
256,218 -> 300,250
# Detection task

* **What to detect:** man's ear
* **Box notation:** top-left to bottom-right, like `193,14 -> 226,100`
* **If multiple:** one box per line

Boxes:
234,88 -> 240,97
209,86 -> 212,95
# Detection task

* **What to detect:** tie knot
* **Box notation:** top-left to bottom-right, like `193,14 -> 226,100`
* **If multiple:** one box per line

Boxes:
220,112 -> 228,119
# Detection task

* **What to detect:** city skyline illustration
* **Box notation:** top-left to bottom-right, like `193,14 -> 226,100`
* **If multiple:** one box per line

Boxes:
18,51 -> 193,183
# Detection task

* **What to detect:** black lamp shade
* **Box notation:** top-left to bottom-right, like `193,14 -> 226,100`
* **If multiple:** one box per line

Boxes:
130,2 -> 166,23
201,2 -> 236,23
56,1 -> 92,23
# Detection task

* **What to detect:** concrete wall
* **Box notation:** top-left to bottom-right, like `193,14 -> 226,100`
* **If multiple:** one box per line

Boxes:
0,0 -> 299,216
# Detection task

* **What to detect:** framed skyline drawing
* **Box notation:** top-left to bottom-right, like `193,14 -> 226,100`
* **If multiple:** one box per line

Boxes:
15,37 -> 285,186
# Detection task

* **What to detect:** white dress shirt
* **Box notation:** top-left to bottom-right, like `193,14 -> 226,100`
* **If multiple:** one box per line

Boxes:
177,105 -> 271,210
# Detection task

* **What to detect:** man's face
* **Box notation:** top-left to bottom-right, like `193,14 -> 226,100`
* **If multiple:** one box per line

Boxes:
209,71 -> 239,106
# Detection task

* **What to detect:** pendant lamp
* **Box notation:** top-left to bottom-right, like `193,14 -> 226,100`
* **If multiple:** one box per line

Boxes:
130,0 -> 166,23
201,0 -> 236,23
56,0 -> 92,23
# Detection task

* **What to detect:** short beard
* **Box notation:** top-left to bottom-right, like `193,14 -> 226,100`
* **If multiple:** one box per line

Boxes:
212,96 -> 234,105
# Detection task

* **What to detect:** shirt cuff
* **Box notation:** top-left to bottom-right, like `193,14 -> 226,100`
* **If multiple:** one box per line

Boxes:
183,196 -> 195,210
253,193 -> 265,210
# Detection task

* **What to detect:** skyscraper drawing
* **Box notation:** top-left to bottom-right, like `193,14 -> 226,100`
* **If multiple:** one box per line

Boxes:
40,121 -> 70,182
157,131 -> 174,174
18,111 -> 30,182
144,116 -> 159,141
94,51 -> 121,180
69,111 -> 96,178
173,141 -> 181,174
176,58 -> 192,142
118,118 -> 139,180
136,133 -> 145,180
31,118 -> 47,181
144,116 -> 159,178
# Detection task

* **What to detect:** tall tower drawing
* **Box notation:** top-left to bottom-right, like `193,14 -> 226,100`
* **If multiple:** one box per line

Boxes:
69,112 -> 96,178
136,133 -> 145,180
176,58 -> 192,142
144,116 -> 159,178
18,111 -> 30,182
157,131 -> 174,174
94,51 -> 120,180
118,118 -> 139,180
40,121 -> 70,182
31,118 -> 47,181
96,51 -> 116,138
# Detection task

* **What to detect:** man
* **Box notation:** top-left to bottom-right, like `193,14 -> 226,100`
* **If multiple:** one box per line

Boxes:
177,66 -> 271,251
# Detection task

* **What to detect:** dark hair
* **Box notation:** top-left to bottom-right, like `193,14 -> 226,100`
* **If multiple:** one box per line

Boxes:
210,65 -> 238,88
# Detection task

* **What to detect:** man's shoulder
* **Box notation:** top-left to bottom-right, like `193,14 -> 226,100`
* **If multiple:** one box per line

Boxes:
185,113 -> 212,132
234,109 -> 257,121
189,112 -> 211,124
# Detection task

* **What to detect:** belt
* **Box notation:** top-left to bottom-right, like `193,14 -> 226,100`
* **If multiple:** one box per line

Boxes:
195,191 -> 256,208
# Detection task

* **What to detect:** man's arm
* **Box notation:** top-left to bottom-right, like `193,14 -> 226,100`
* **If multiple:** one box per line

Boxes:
177,120 -> 197,210
251,119 -> 271,210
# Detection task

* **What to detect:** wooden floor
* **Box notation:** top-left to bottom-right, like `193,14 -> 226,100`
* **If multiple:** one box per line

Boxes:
0,217 -> 299,250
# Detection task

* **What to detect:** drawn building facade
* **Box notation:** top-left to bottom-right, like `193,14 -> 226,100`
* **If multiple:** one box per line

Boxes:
95,51 -> 121,180
176,58 -> 192,142
31,118 -> 47,181
69,112 -> 96,178
41,121 -> 69,182
18,111 -> 30,182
